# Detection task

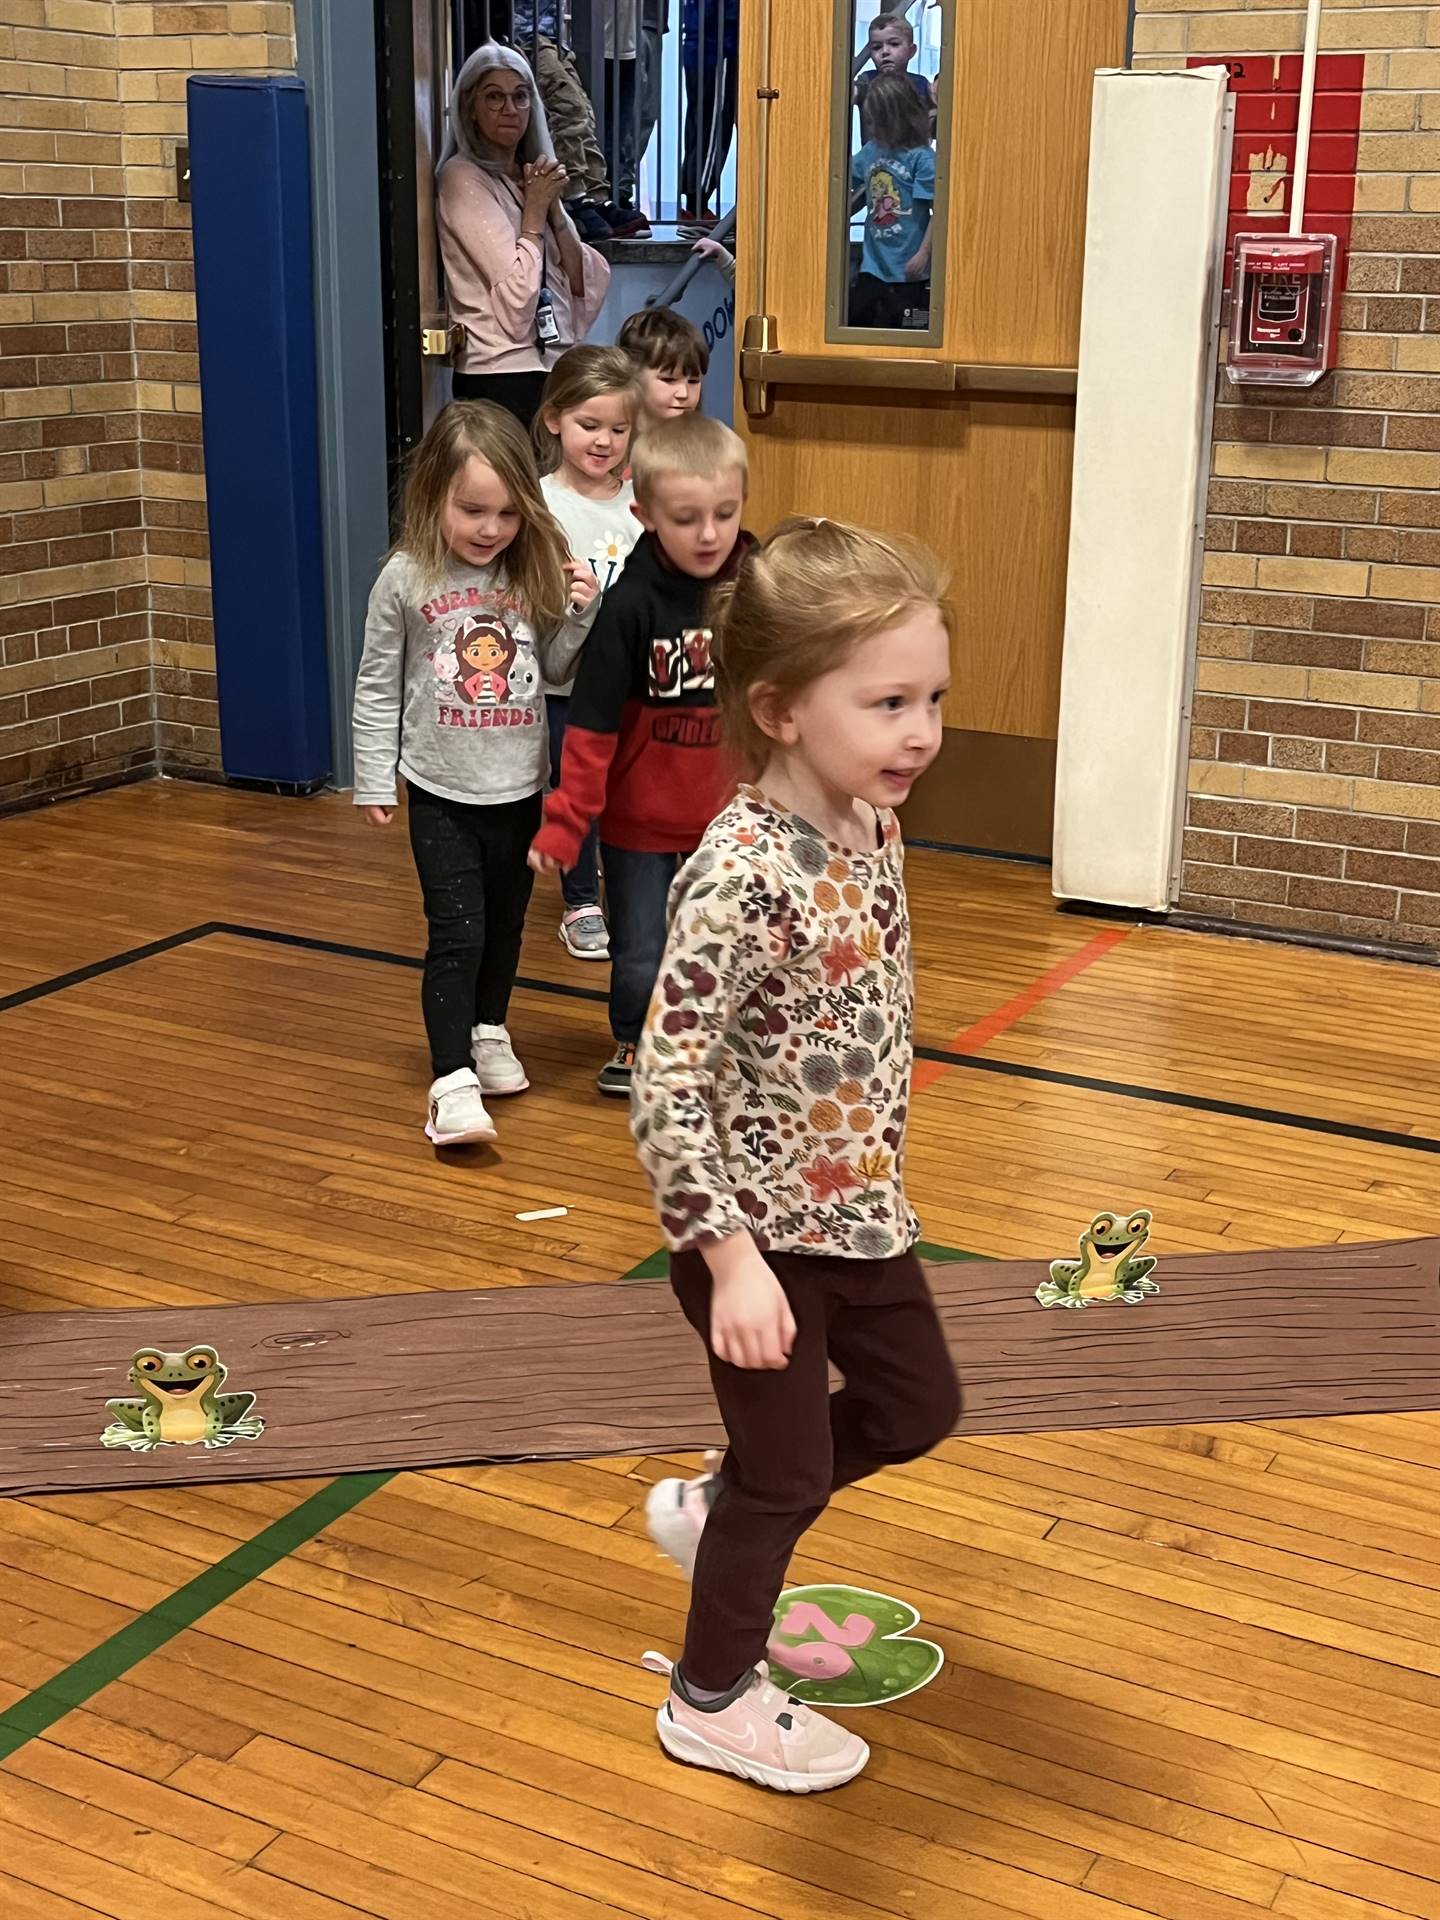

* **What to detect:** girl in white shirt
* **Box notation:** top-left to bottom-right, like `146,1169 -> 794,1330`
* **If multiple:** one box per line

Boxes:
532,345 -> 642,959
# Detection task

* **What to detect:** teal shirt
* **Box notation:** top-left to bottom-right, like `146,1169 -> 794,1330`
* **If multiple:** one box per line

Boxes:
852,141 -> 935,284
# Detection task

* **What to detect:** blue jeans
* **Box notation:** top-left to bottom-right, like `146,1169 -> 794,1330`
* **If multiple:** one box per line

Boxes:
547,694 -> 600,910
601,843 -> 686,1044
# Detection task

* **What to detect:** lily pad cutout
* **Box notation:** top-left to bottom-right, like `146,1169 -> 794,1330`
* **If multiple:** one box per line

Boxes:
766,1584 -> 943,1708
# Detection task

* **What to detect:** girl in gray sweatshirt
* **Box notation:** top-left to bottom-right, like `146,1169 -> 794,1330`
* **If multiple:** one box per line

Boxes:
353,399 -> 591,1148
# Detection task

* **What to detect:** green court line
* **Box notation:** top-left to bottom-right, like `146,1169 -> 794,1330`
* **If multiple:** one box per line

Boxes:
623,1240 -> 983,1281
0,1470 -> 393,1764
623,1248 -> 670,1280
1,1240 -> 979,1765
918,1241 -> 985,1265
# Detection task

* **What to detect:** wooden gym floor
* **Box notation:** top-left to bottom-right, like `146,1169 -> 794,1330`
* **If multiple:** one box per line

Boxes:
4,778 -> 1440,1920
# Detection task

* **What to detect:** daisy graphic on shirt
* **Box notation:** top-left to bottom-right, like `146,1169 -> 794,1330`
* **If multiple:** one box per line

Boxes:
591,528 -> 631,594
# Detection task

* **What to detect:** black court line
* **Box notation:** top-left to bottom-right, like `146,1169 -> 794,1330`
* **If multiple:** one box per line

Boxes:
914,1046 -> 1440,1160
5,919 -> 1438,1159
208,921 -> 609,1006
0,923 -> 221,1015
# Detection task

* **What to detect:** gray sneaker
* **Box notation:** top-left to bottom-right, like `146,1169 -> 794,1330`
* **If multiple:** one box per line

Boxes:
559,906 -> 610,960
596,1042 -> 635,1097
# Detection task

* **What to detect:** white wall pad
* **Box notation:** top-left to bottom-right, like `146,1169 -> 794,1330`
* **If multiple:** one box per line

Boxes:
1053,66 -> 1230,911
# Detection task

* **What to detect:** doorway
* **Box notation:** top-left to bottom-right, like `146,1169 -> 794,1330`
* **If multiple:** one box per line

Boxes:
736,0 -> 1131,856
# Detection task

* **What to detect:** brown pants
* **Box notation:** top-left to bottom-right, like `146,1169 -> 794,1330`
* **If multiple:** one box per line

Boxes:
670,1246 -> 961,1692
534,38 -> 611,201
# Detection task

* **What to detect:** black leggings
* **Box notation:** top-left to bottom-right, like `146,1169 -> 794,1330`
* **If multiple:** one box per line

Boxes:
406,785 -> 541,1078
451,369 -> 549,430
848,273 -> 928,331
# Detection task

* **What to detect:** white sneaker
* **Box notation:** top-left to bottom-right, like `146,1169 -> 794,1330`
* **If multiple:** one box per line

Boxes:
425,1068 -> 497,1146
471,1023 -> 529,1095
646,1451 -> 722,1578
642,1652 -> 869,1794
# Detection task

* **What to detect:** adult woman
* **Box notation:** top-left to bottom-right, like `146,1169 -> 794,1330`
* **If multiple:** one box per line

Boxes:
437,43 -> 611,427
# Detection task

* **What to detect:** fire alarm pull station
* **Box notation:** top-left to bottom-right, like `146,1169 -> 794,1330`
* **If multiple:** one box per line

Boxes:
1227,231 -> 1338,388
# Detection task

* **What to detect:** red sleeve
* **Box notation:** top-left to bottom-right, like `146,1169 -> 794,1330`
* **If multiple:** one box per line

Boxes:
532,725 -> 620,871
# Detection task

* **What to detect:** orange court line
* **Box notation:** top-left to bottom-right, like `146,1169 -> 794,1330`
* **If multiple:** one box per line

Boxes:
911,925 -> 1132,1093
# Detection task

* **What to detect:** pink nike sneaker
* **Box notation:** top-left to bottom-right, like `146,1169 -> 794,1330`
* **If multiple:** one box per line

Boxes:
641,1652 -> 869,1793
645,1450 -> 721,1578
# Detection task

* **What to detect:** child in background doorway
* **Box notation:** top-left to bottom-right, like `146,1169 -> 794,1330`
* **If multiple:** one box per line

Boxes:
850,71 -> 935,330
533,345 -> 643,960
631,517 -> 961,1793
691,234 -> 736,288
618,305 -> 709,431
352,400 -> 595,1147
508,4 -> 647,238
529,413 -> 753,1097
853,10 -> 933,118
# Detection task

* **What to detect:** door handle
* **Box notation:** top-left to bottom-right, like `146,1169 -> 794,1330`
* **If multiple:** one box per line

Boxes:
959,362 -> 1078,396
420,323 -> 465,359
742,352 -> 958,391
739,344 -> 1078,411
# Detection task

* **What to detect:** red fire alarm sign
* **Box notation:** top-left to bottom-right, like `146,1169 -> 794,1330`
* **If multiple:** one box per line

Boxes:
1227,230 -> 1337,387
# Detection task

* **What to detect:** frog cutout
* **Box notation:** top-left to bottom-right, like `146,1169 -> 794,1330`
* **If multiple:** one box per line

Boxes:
765,1585 -> 942,1708
101,1345 -> 265,1452
1035,1208 -> 1159,1309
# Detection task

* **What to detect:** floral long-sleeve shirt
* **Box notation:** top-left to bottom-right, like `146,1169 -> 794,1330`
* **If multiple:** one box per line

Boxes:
631,787 -> 920,1260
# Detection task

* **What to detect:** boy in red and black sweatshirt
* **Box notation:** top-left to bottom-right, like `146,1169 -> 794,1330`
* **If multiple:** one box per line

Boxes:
530,414 -> 754,1097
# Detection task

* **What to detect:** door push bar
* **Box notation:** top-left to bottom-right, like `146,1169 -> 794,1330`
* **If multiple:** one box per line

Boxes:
739,330 -> 1078,416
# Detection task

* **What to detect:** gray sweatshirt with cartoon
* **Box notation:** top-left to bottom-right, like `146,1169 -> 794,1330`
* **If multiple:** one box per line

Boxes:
352,552 -> 580,808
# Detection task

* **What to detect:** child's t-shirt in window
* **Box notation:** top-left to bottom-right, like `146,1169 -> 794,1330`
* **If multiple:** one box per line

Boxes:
852,141 -> 935,285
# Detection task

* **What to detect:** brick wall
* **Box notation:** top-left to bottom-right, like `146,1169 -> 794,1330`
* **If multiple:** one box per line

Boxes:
1134,4 -> 1440,949
0,1 -> 293,809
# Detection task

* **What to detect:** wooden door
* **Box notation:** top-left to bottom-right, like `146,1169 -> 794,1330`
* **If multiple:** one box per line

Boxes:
414,0 -> 453,430
376,0 -> 454,499
735,0 -> 1130,855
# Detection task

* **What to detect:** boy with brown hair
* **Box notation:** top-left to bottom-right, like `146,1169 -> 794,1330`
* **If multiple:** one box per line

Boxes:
853,11 -> 934,117
530,413 -> 752,1096
618,306 -> 710,430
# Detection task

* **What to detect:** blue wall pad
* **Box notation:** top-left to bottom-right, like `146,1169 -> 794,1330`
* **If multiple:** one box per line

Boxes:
188,76 -> 331,788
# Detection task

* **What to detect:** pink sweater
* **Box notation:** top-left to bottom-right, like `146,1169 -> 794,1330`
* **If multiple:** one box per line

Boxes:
437,156 -> 610,377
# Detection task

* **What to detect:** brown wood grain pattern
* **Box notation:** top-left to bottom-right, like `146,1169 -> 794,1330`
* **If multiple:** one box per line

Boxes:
10,1426 -> 1440,1915
948,0 -> 1129,367
739,0 -> 1128,364
9,783 -> 1440,1916
7,783 -> 1440,1308
3,1239 -> 1436,1497
735,0 -> 1127,756
47,1443 -> 1440,1916
738,390 -> 1077,740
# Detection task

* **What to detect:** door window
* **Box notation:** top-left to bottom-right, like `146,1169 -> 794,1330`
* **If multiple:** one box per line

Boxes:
829,1 -> 949,342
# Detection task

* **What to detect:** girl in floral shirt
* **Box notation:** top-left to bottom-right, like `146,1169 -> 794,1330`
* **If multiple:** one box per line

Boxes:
631,516 -> 962,1794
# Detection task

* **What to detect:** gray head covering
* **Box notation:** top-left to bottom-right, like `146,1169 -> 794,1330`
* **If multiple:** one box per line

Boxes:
438,42 -> 557,177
